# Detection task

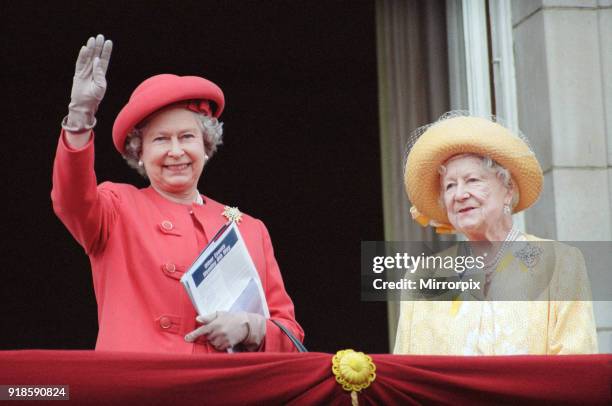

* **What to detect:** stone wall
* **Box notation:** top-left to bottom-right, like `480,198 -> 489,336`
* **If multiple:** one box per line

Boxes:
512,0 -> 612,352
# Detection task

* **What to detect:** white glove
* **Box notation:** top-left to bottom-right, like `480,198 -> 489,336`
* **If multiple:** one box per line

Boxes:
62,34 -> 113,133
185,311 -> 266,352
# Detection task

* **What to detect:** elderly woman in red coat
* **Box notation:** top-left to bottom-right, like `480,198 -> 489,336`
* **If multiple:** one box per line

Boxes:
51,34 -> 303,353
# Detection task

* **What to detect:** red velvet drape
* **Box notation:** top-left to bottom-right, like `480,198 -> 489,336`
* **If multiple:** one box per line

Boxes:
1,351 -> 610,405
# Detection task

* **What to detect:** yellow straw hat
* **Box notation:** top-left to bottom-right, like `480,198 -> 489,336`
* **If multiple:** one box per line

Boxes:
404,113 -> 543,233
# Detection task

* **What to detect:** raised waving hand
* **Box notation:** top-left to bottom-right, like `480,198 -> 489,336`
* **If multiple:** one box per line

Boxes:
62,34 -> 113,135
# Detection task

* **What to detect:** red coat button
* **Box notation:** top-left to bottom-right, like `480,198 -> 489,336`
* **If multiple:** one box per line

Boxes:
164,263 -> 176,273
161,220 -> 174,231
159,316 -> 172,329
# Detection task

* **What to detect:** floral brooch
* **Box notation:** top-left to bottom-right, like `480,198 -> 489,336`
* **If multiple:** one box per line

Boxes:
222,206 -> 243,223
514,242 -> 543,271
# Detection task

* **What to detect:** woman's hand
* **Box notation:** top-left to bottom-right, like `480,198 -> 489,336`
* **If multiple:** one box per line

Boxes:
185,311 -> 266,352
62,34 -> 113,138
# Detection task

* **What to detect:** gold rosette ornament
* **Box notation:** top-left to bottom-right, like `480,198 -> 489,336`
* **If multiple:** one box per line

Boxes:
332,349 -> 376,406
222,206 -> 243,223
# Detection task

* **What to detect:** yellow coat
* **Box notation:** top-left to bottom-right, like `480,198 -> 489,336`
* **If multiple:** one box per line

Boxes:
393,235 -> 598,355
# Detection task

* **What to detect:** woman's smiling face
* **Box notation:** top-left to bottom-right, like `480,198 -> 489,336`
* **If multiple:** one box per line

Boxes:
140,105 -> 206,197
441,155 -> 513,239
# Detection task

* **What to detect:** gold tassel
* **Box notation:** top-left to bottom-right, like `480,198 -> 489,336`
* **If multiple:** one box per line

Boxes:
351,391 -> 359,406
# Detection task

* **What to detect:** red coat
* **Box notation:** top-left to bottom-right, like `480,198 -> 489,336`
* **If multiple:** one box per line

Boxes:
51,131 -> 303,353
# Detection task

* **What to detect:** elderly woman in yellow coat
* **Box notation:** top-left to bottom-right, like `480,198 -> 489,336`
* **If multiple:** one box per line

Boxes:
393,112 -> 598,355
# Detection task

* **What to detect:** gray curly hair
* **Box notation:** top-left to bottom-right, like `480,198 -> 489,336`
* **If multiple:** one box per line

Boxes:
122,111 -> 224,177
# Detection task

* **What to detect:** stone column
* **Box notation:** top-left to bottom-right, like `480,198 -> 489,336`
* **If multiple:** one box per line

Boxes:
512,0 -> 612,352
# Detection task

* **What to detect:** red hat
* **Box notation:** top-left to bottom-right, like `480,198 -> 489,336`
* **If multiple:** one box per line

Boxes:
112,74 -> 225,154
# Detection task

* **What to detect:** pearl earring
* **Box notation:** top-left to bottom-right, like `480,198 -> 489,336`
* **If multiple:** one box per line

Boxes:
138,160 -> 143,167
503,204 -> 511,215
204,154 -> 209,161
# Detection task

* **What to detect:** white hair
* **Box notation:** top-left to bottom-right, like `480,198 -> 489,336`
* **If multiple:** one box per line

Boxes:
122,112 -> 223,177
437,153 -> 520,209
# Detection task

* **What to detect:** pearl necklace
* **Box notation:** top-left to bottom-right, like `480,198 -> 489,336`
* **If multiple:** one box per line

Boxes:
463,226 -> 520,290
468,226 -> 521,297
478,226 -> 520,273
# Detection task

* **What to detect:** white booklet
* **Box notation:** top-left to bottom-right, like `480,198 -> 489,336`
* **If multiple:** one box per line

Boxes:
180,221 -> 270,319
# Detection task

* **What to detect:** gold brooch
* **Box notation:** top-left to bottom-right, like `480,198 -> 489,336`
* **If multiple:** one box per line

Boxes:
222,206 -> 243,223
